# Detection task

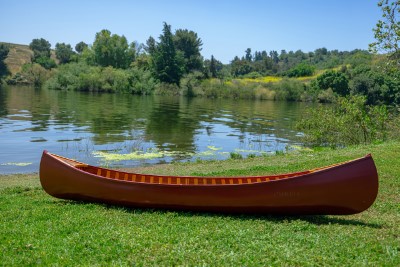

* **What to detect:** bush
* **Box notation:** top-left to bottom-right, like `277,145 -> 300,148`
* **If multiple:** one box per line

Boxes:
129,67 -> 157,95
154,82 -> 181,95
273,79 -> 305,101
286,63 -> 315,77
297,95 -> 390,147
314,70 -> 349,96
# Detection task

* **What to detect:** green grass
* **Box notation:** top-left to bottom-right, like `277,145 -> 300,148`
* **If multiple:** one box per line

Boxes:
1,142 -> 399,266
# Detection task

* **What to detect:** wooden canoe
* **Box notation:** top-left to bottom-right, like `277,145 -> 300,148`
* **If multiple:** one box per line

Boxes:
39,151 -> 379,215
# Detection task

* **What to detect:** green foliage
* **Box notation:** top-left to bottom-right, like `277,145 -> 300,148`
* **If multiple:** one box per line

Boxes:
297,95 -> 390,147
229,152 -> 243,159
45,62 -> 158,94
75,41 -> 88,54
369,0 -> 400,66
129,67 -> 157,95
22,63 -> 52,86
180,71 -> 204,96
317,88 -> 336,103
151,23 -> 184,85
92,29 -> 135,69
34,56 -> 56,70
204,55 -> 223,79
230,57 -> 253,77
349,65 -> 400,105
314,70 -> 349,96
273,78 -> 305,101
0,43 -> 10,80
55,43 -> 75,64
45,62 -> 86,91
286,63 -> 315,77
173,29 -> 203,73
29,38 -> 51,60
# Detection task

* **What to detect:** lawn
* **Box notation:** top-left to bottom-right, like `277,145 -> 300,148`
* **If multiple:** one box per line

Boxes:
1,142 -> 399,266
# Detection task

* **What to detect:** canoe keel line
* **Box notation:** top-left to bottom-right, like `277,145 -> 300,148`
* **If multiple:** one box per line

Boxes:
39,151 -> 379,215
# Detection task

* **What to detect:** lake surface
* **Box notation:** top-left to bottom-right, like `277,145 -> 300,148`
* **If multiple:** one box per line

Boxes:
0,86 -> 313,174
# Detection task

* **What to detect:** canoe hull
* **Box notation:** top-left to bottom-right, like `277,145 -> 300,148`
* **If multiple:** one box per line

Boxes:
39,151 -> 379,215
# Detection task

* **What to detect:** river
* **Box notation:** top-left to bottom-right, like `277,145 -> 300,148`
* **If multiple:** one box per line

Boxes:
0,86 -> 313,174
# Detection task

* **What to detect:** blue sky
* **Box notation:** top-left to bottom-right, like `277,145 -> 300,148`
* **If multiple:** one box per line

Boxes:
0,0 -> 381,63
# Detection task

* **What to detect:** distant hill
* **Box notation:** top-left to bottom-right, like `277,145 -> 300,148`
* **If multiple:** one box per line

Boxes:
1,43 -> 33,75
1,42 -> 58,75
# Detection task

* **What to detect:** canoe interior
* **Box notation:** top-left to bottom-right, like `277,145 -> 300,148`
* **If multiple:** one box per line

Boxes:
49,153 -> 361,186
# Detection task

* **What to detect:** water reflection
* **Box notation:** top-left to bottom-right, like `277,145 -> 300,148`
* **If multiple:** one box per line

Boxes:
0,86 -> 311,174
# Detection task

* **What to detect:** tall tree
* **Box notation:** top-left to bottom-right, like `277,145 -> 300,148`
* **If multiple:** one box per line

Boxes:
245,48 -> 252,61
0,43 -> 10,80
55,43 -> 74,64
29,38 -> 51,60
92,29 -> 135,69
75,41 -> 88,53
151,22 -> 184,84
369,0 -> 400,66
173,29 -> 203,73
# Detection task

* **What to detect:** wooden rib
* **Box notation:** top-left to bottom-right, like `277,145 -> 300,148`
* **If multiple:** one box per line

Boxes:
141,175 -> 145,183
238,179 -> 243,184
97,169 -> 102,176
194,178 -> 198,185
124,173 -> 129,181
211,179 -> 216,185
221,179 -> 226,185
247,178 -> 252,184
158,177 -> 163,184
150,176 -> 154,184
177,178 -> 181,184
168,177 -> 171,184
106,171 -> 111,178
115,172 -> 120,180
229,179 -> 234,184
257,178 -> 261,183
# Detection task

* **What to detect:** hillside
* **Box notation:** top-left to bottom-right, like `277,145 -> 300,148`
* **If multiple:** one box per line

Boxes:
2,43 -> 33,75
1,42 -> 58,75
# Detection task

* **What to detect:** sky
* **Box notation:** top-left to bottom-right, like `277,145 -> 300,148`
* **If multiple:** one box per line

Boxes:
0,0 -> 382,63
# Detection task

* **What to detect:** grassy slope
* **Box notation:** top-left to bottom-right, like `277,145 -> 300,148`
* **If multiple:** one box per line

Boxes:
0,142 -> 399,266
1,42 -> 58,75
2,43 -> 33,75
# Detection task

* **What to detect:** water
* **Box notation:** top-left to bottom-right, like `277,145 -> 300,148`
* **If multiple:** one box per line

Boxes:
0,86 -> 312,174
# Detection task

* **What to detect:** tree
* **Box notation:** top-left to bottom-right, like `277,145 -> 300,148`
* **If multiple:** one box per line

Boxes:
0,43 -> 10,80
29,38 -> 51,60
151,22 -> 184,84
207,55 -> 223,78
55,43 -> 75,64
315,70 -> 349,96
145,36 -> 156,54
173,29 -> 203,73
29,38 -> 56,69
286,63 -> 315,77
245,48 -> 252,61
369,0 -> 400,66
75,41 -> 88,53
92,29 -> 135,69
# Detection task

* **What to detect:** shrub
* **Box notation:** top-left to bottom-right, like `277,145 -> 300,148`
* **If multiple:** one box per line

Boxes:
297,95 -> 390,147
273,79 -> 305,101
229,152 -> 243,159
286,63 -> 315,77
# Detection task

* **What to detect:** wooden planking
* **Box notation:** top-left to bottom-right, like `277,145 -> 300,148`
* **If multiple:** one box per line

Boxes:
90,167 -> 292,185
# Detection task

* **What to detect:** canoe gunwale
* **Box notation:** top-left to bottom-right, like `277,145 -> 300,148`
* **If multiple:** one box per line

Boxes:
43,150 -> 374,187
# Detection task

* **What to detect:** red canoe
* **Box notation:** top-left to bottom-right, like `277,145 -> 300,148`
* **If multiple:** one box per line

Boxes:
39,151 -> 379,215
